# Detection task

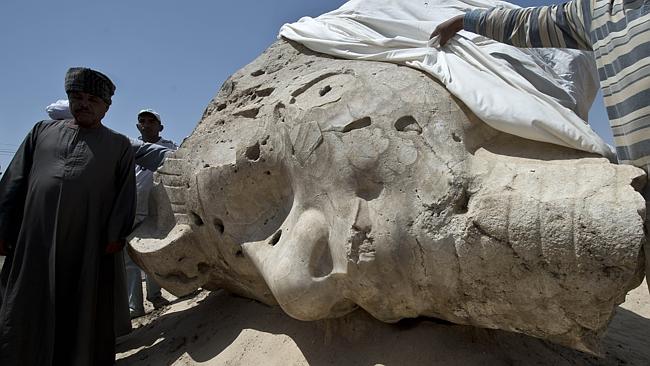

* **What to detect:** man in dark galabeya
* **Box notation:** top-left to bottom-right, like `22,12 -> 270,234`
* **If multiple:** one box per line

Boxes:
0,67 -> 136,365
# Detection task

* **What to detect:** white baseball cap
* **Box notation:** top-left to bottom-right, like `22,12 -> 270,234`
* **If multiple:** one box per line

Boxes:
137,108 -> 161,123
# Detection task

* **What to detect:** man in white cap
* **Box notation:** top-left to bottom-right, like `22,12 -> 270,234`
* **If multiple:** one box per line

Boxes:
127,109 -> 178,317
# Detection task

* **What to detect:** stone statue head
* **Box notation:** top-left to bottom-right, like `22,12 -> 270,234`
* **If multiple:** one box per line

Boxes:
129,40 -> 645,353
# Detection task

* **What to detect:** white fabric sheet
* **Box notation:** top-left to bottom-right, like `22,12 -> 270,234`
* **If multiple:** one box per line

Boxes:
45,99 -> 73,120
279,0 -> 614,159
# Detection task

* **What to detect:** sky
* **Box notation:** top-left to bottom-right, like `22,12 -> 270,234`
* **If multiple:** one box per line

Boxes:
0,0 -> 611,172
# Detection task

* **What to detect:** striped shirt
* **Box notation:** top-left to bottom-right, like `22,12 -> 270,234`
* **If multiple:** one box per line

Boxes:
464,0 -> 650,171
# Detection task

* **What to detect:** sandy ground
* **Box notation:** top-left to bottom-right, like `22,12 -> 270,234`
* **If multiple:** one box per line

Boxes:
1,250 -> 647,364
116,281 -> 650,366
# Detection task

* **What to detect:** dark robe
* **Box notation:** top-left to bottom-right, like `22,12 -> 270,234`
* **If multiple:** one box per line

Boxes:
0,119 -> 135,365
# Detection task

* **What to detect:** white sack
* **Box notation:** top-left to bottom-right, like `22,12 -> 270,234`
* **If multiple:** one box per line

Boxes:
279,0 -> 613,159
45,99 -> 73,120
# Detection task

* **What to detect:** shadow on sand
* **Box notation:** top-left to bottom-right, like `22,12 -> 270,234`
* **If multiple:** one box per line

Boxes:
116,290 -> 650,366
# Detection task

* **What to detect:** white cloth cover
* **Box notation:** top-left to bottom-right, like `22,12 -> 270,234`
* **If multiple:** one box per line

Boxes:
45,99 -> 73,120
279,0 -> 614,159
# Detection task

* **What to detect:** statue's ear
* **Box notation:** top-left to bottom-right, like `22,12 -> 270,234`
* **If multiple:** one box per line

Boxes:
160,124 -> 164,132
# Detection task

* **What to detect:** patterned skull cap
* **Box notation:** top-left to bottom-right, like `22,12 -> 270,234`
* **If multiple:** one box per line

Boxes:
64,67 -> 116,105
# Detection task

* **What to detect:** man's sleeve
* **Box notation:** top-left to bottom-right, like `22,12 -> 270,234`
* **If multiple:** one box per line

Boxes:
106,141 -> 136,247
130,138 -> 171,171
0,124 -> 39,245
463,0 -> 593,50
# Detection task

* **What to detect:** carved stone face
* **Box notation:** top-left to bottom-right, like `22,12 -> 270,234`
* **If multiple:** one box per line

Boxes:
129,40 -> 646,353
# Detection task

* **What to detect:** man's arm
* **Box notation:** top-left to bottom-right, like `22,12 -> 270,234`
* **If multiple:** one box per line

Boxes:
105,141 -> 136,254
0,124 -> 39,255
130,138 -> 172,171
432,0 -> 592,49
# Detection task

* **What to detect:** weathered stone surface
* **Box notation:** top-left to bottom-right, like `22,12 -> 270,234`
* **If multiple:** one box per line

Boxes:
129,40 -> 646,353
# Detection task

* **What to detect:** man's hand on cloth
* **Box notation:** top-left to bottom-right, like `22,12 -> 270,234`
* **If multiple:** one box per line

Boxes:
430,15 -> 464,46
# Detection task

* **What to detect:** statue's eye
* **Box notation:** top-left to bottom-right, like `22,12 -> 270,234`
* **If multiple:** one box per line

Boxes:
193,145 -> 294,245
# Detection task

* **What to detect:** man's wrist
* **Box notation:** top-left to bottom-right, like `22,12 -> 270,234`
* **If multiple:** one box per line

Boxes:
454,14 -> 465,32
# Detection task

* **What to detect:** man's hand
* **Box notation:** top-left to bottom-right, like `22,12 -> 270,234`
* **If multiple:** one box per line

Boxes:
430,15 -> 465,46
0,239 -> 8,256
105,241 -> 124,254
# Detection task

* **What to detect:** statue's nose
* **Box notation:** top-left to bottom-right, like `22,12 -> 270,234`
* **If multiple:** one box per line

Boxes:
243,209 -> 356,321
